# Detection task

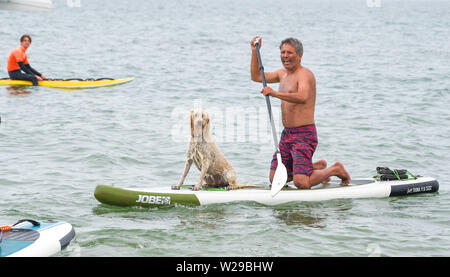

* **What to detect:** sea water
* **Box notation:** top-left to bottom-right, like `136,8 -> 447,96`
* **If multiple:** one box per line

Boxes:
0,0 -> 448,257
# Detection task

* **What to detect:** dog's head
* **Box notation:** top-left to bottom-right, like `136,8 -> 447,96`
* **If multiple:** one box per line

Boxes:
190,108 -> 210,142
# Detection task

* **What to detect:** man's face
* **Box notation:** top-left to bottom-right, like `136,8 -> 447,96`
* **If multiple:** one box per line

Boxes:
280,43 -> 301,70
21,37 -> 31,49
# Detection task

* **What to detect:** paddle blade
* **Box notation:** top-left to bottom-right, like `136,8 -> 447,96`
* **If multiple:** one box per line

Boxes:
271,153 -> 288,197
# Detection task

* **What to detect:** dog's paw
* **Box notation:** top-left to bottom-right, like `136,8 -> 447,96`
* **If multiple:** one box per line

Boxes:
191,186 -> 201,191
226,185 -> 237,190
171,185 -> 181,190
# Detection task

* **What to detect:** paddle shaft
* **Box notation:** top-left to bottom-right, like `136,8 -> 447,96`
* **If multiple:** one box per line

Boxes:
254,43 -> 280,153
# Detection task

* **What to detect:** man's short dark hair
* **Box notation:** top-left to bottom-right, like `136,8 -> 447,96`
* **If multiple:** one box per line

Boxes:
20,34 -> 32,43
280,37 -> 303,55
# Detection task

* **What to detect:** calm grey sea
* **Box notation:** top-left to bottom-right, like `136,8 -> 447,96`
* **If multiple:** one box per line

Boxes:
0,0 -> 449,257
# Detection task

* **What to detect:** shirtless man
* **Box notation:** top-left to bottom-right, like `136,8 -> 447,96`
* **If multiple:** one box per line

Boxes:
250,36 -> 350,189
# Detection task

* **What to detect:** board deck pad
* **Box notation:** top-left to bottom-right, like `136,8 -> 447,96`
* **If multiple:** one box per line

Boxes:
0,229 -> 40,257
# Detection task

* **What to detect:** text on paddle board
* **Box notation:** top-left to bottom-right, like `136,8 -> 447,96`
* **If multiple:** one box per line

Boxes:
136,195 -> 171,205
406,185 -> 433,194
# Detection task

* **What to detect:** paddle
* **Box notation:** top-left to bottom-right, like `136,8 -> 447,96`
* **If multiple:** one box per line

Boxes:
254,40 -> 287,197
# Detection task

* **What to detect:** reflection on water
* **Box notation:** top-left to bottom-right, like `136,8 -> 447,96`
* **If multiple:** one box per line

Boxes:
6,86 -> 32,96
273,199 -> 354,228
275,209 -> 325,228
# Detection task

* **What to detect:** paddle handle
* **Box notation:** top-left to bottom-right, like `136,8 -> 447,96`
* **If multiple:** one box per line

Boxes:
254,42 -> 280,153
0,225 -> 12,231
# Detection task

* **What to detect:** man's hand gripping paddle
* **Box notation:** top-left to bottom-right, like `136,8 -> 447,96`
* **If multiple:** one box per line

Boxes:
254,39 -> 287,197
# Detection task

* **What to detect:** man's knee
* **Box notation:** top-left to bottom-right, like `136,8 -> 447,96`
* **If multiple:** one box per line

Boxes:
293,175 -> 311,189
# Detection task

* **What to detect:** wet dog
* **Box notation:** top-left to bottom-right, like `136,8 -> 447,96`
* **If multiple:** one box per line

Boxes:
172,108 -> 262,191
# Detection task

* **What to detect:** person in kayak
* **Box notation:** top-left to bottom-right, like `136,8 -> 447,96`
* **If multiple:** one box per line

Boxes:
250,36 -> 351,189
7,35 -> 46,86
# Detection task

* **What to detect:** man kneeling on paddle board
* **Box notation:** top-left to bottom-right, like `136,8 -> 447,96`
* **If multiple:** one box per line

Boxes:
250,36 -> 351,189
7,35 -> 46,86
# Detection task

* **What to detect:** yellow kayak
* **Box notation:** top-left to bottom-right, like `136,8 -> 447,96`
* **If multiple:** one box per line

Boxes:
0,77 -> 134,89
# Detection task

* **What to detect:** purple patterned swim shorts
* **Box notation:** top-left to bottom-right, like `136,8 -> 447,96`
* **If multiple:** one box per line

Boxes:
270,124 -> 318,177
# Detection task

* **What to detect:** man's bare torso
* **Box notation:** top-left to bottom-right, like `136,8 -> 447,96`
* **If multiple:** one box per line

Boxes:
278,66 -> 316,128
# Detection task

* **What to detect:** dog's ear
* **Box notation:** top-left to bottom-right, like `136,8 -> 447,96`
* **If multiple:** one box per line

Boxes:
202,111 -> 210,125
203,110 -> 209,120
189,110 -> 194,123
190,110 -> 194,137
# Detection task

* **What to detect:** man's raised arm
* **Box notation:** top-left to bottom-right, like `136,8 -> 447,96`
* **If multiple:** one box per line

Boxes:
250,36 -> 280,84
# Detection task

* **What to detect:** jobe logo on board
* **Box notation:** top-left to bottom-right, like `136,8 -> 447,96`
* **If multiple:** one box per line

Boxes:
136,194 -> 171,205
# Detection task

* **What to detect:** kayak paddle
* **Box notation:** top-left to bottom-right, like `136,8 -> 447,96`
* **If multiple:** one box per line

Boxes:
254,41 -> 287,197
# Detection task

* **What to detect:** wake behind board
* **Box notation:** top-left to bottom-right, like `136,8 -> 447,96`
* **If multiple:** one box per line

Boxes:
0,219 -> 75,257
94,176 -> 439,208
0,77 -> 134,89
